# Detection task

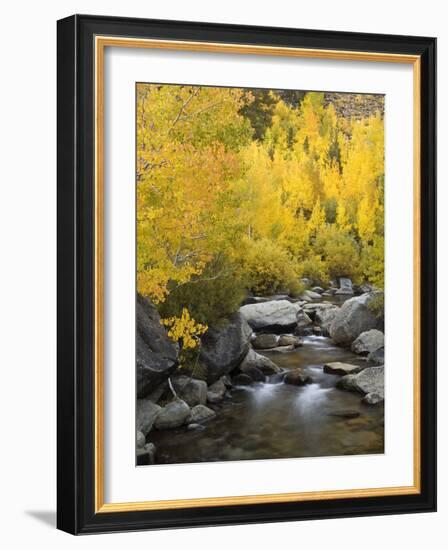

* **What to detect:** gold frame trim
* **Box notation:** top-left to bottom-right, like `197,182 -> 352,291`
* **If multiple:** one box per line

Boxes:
94,36 -> 422,513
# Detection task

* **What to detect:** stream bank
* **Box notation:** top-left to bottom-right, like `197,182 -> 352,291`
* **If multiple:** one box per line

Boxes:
136,281 -> 385,465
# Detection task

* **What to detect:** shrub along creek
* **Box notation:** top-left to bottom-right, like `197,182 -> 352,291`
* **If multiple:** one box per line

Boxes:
136,279 -> 385,465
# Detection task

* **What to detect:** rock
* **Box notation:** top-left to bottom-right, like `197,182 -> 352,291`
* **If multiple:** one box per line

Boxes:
136,431 -> 146,448
284,368 -> 313,386
367,347 -> 385,366
295,310 -> 313,333
268,345 -> 295,352
303,302 -> 337,319
137,443 -> 156,465
200,313 -> 252,383
232,373 -> 253,386
136,399 -> 161,436
154,399 -> 190,430
252,333 -> 278,349
277,334 -> 302,347
362,392 -> 384,405
339,367 -> 384,397
239,300 -> 302,331
315,306 -> 339,336
170,375 -> 207,407
188,404 -> 216,423
351,329 -> 384,355
300,290 -> 322,301
206,378 -> 227,403
323,362 -> 364,375
301,277 -> 313,287
136,294 -> 179,398
322,287 -> 337,296
337,374 -> 358,391
312,286 -> 325,294
241,365 -> 265,382
240,349 -> 281,375
335,277 -> 354,295
329,292 -> 383,345
313,326 -> 323,336
187,423 -> 202,431
221,375 -> 233,387
327,409 -> 360,419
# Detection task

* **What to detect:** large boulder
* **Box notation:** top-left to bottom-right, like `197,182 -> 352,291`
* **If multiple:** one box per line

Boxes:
200,313 -> 252,383
329,292 -> 383,345
240,349 -> 281,375
239,300 -> 302,332
315,306 -> 339,336
136,399 -> 161,436
154,399 -> 191,430
351,329 -> 384,355
170,375 -> 207,407
339,367 -> 384,397
136,294 -> 179,398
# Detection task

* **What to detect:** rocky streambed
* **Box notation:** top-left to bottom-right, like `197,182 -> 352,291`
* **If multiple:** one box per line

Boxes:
136,281 -> 385,465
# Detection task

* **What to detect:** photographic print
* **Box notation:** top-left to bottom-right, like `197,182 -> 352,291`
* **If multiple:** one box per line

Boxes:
136,84 -> 385,466
57,16 -> 436,533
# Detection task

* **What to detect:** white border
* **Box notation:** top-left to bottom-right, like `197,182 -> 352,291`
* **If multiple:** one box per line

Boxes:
104,46 -> 414,503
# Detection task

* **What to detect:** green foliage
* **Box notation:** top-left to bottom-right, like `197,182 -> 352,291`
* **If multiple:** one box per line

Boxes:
298,255 -> 329,286
240,89 -> 277,141
314,225 -> 361,282
239,238 -> 304,296
159,256 -> 247,327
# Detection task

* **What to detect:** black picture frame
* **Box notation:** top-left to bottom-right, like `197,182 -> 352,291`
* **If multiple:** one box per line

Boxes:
57,14 -> 436,535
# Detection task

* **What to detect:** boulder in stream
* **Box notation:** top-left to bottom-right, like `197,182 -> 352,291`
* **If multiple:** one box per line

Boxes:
351,329 -> 384,355
136,294 -> 179,398
329,292 -> 383,345
136,399 -> 161,436
283,368 -> 313,386
154,399 -> 191,430
335,277 -> 354,295
252,333 -> 278,349
362,392 -> 384,405
338,366 -> 384,398
277,334 -> 302,347
324,362 -> 364,375
367,347 -> 385,366
170,375 -> 207,407
239,300 -> 303,331
200,313 -> 252,383
206,378 -> 227,403
188,404 -> 216,423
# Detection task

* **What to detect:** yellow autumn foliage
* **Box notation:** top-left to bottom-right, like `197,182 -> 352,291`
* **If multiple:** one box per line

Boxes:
137,85 -> 384,347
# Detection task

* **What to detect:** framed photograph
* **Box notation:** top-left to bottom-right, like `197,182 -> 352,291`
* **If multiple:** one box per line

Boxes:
57,14 -> 436,534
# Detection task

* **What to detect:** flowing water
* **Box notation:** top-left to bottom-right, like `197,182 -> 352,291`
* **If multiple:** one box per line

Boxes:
150,336 -> 384,465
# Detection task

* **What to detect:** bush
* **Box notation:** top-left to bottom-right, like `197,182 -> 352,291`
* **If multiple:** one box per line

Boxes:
158,256 -> 247,328
239,238 -> 304,296
298,255 -> 329,286
313,225 -> 361,282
